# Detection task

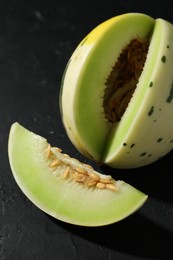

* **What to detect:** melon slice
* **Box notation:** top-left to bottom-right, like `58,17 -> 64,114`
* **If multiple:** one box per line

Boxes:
60,12 -> 173,168
8,122 -> 148,226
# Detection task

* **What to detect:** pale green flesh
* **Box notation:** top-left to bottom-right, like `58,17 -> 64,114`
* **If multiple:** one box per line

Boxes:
60,13 -> 173,168
8,122 -> 147,226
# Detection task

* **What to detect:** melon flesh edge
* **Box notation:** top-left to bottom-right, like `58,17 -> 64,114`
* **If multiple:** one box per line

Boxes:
8,122 -> 148,226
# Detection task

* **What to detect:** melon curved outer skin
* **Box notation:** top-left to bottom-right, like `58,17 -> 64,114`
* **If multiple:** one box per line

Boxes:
8,122 -> 148,227
60,13 -> 173,168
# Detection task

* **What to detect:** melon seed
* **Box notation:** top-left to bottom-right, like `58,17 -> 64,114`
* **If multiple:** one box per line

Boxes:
88,172 -> 100,181
87,178 -> 97,187
96,182 -> 106,189
106,183 -> 118,191
100,177 -> 112,184
45,144 -> 53,158
76,166 -> 88,175
72,171 -> 85,182
62,167 -> 70,179
50,158 -> 61,167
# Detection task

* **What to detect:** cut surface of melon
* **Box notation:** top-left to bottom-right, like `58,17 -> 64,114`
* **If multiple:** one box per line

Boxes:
60,13 -> 173,168
8,122 -> 148,226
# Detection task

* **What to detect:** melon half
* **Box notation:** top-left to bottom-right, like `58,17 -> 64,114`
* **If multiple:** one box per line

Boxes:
8,122 -> 147,226
60,12 -> 173,168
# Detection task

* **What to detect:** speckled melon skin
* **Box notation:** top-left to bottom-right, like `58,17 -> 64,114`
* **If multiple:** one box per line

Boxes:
104,17 -> 173,168
60,13 -> 173,168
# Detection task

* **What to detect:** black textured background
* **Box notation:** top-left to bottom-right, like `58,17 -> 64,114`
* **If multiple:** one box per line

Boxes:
1,1 -> 173,259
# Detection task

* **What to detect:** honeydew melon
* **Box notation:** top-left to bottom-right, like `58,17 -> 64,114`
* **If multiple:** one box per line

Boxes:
60,12 -> 173,168
8,122 -> 148,226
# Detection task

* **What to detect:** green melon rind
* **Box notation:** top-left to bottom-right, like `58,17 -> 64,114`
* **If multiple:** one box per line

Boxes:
60,13 -> 173,168
60,13 -> 155,162
104,18 -> 173,168
8,122 -> 148,226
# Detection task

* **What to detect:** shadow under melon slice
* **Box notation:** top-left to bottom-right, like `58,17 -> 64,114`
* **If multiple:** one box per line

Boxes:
8,122 -> 148,226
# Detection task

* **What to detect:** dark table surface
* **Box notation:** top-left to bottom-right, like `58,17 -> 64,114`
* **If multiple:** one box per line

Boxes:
1,0 -> 173,259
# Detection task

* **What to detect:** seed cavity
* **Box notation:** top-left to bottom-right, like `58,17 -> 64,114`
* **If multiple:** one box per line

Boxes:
103,38 -> 149,123
45,144 -> 118,192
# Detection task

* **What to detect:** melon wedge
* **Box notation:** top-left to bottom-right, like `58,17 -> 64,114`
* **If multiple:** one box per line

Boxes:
60,12 -> 173,168
8,122 -> 148,226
